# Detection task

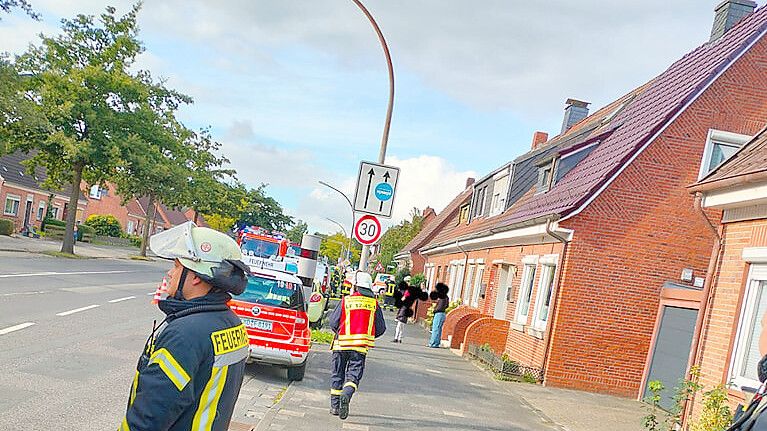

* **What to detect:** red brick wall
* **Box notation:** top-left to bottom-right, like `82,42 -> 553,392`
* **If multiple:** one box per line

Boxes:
442,305 -> 480,341
693,218 -> 767,417
463,317 -> 510,355
544,36 -> 767,397
82,182 -> 130,230
451,313 -> 483,349
0,184 -> 71,232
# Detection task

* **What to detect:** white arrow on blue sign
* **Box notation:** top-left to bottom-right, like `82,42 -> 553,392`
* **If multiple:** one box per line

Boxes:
353,161 -> 400,218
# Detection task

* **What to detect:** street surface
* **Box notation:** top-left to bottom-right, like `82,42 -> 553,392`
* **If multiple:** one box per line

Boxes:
0,252 -> 628,430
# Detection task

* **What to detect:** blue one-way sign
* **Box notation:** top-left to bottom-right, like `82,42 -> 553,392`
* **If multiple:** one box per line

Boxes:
353,161 -> 400,218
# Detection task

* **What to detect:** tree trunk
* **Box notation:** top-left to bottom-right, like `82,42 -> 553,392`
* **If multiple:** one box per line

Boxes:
193,209 -> 199,224
139,193 -> 156,257
61,162 -> 84,255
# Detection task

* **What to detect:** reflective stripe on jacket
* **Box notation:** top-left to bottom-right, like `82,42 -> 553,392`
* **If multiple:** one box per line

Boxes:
328,291 -> 386,354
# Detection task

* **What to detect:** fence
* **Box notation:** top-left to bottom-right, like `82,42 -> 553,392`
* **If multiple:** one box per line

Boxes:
465,343 -> 544,382
43,225 -> 93,243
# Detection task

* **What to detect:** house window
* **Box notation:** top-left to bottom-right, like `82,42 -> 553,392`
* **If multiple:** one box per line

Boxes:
490,173 -> 509,216
127,220 -> 135,235
515,262 -> 537,324
458,204 -> 470,225
464,265 -> 476,304
471,265 -> 484,307
536,163 -> 554,194
533,264 -> 557,330
89,185 -> 102,199
730,265 -> 767,389
698,129 -> 751,179
51,206 -> 60,219
453,264 -> 465,301
4,194 -> 20,216
36,201 -> 45,221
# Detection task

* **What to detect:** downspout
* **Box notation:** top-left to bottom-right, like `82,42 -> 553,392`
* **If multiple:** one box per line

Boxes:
456,240 -> 470,304
541,217 -> 571,381
682,192 -> 723,425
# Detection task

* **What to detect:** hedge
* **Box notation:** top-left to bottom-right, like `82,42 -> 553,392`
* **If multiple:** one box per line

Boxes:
0,219 -> 13,236
84,214 -> 122,237
43,217 -> 66,227
77,224 -> 96,239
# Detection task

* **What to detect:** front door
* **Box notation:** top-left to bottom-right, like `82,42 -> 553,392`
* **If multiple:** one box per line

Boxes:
494,266 -> 510,319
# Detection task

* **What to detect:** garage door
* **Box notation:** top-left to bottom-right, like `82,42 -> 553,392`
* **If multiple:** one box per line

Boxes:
643,306 -> 697,410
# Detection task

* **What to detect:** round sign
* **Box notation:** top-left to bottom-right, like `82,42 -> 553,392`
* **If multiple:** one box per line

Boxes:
354,215 -> 382,245
374,182 -> 393,201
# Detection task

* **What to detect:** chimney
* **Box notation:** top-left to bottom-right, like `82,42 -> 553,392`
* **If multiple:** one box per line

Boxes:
531,131 -> 549,150
710,0 -> 756,42
465,177 -> 475,189
561,98 -> 590,133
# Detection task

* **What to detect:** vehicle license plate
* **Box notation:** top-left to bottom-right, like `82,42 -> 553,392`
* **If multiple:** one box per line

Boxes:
241,318 -> 273,331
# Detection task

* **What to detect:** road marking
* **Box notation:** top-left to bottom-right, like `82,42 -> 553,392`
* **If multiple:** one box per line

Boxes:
108,296 -> 136,303
0,290 -> 49,297
56,304 -> 101,316
443,410 -> 466,418
0,270 -> 132,278
425,368 -> 443,374
470,382 -> 486,388
0,322 -> 36,335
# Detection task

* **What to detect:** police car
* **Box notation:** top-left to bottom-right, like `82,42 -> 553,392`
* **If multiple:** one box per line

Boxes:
228,265 -> 310,381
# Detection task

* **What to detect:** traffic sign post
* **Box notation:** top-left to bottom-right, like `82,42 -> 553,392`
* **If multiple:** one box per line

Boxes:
354,214 -> 382,246
353,161 -> 400,218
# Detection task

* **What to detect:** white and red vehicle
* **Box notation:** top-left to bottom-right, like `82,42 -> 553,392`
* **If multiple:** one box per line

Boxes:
237,226 -> 300,274
228,266 -> 310,381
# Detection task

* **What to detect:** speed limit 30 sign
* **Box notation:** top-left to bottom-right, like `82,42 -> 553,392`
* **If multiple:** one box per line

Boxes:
354,214 -> 382,245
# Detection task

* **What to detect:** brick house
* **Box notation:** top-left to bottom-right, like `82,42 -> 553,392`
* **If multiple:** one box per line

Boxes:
411,1 -> 767,402
687,125 -> 767,416
393,205 -> 449,274
82,182 -> 146,235
0,152 -> 86,232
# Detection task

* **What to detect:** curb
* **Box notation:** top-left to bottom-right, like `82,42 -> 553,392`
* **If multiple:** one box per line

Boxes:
253,351 -> 315,431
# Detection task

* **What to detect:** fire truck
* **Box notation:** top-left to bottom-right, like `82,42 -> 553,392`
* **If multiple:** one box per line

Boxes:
237,226 -> 300,273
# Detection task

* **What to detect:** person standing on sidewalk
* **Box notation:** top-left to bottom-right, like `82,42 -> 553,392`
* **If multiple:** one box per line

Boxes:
119,222 -> 251,431
327,271 -> 386,420
429,283 -> 450,348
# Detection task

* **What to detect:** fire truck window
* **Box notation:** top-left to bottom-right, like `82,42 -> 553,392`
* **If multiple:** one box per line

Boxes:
236,275 -> 304,309
241,239 -> 281,258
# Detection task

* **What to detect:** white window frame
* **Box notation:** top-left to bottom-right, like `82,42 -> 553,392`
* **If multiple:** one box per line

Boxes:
51,206 -> 60,219
4,194 -> 20,216
533,262 -> 558,330
89,184 -> 102,200
127,220 -> 135,235
698,129 -> 751,180
515,256 -> 539,324
729,264 -> 767,391
36,201 -> 46,221
471,265 -> 485,307
536,163 -> 554,194
489,173 -> 509,217
464,264 -> 476,304
453,263 -> 465,302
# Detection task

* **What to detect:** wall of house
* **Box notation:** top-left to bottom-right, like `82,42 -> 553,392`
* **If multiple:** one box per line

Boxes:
693,218 -> 767,416
82,182 -> 131,230
544,36 -> 767,398
1,183 -> 72,233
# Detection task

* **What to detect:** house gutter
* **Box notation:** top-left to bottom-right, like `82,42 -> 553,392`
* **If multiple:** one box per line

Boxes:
682,192 -> 723,425
541,217 -> 571,380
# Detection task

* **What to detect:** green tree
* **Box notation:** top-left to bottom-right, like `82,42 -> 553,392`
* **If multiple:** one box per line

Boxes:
377,207 -> 425,270
6,4 -> 157,254
0,0 -> 38,20
236,185 -> 293,232
320,231 -> 360,265
287,220 -> 308,244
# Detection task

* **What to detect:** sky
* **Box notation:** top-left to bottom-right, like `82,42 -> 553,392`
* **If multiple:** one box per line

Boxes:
0,0 -> 740,235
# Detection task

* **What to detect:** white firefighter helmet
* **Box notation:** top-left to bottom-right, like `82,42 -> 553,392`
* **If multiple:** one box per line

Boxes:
353,271 -> 373,290
149,221 -> 249,294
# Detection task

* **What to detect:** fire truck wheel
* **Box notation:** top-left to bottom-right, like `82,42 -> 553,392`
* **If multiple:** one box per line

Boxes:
287,362 -> 306,381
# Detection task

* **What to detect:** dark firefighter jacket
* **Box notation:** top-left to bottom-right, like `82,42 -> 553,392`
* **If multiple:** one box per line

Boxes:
119,291 -> 248,431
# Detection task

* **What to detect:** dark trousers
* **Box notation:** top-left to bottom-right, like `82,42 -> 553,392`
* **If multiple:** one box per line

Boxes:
330,350 -> 366,408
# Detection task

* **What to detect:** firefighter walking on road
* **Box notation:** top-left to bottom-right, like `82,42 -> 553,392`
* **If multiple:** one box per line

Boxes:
119,222 -> 251,431
327,271 -> 386,420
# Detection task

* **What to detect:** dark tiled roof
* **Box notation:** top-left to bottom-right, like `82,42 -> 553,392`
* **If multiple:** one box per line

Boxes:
0,151 -> 86,200
400,187 -> 473,254
692,124 -> 767,190
504,6 -> 767,224
162,205 -> 190,226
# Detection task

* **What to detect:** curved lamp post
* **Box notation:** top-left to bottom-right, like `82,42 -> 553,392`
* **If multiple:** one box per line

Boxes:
318,180 -> 355,264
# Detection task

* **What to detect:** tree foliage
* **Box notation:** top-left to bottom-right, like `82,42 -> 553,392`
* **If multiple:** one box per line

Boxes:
377,207 -> 425,270
0,0 -> 39,20
287,219 -> 308,244
320,231 -> 360,265
236,185 -> 294,232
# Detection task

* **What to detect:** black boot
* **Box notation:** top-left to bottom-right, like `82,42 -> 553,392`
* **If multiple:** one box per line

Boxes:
339,394 -> 350,420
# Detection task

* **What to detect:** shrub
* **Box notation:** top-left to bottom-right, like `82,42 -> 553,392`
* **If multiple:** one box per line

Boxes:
0,219 -> 13,236
84,214 -> 122,237
77,224 -> 95,240
689,385 -> 732,431
43,217 -> 65,227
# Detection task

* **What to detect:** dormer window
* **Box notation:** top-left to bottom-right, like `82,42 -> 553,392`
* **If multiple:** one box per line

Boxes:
472,186 -> 487,219
699,129 -> 751,179
536,158 -> 557,194
458,204 -> 470,225
490,171 -> 510,216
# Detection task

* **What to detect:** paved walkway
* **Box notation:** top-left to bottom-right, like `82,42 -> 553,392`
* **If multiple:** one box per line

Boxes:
0,234 -> 142,259
241,314 -> 646,431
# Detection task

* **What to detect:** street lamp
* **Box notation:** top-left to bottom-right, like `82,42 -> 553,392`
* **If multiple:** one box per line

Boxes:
318,180 -> 355,263
325,217 -> 352,261
350,0 -> 395,271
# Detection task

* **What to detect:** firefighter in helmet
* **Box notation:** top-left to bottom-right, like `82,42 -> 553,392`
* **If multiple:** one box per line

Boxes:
119,222 -> 250,431
327,271 -> 386,420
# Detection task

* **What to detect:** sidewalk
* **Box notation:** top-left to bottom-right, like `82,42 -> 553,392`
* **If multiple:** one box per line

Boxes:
0,234 -> 143,259
246,315 -> 646,431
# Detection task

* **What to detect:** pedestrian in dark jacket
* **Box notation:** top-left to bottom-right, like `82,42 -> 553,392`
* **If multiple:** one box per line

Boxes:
120,222 -> 250,431
429,283 -> 450,348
